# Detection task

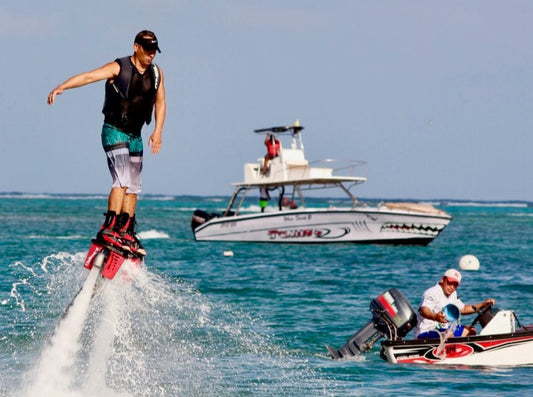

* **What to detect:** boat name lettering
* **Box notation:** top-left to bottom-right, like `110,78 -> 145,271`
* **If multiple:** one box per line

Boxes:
220,222 -> 237,228
283,214 -> 312,221
268,227 -> 351,240
268,229 -> 323,239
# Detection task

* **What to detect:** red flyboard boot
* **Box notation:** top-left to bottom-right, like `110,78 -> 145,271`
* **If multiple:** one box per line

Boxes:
96,211 -> 136,255
115,213 -> 147,258
84,210 -> 117,269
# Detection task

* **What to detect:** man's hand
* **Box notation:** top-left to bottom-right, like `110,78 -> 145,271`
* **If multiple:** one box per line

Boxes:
433,311 -> 447,323
47,87 -> 64,105
149,133 -> 162,154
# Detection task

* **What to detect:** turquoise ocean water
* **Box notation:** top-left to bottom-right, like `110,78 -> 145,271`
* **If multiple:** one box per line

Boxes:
1,194 -> 532,396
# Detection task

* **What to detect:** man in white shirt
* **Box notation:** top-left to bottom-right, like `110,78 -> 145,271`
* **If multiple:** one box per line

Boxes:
415,269 -> 495,339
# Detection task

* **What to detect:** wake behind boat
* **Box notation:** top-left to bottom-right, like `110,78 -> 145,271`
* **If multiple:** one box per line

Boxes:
326,288 -> 533,367
191,121 -> 451,244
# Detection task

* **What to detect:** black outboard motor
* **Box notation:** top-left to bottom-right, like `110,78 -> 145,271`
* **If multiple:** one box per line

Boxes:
327,288 -> 417,359
191,209 -> 218,231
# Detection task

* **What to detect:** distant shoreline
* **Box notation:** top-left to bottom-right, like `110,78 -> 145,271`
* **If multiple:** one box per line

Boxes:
0,191 -> 531,207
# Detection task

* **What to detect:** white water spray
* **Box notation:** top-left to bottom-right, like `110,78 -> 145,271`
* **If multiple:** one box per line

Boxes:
21,265 -> 100,397
435,323 -> 457,358
15,253 -> 320,396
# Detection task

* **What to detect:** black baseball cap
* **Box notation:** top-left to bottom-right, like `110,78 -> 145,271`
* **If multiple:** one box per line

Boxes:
134,31 -> 161,53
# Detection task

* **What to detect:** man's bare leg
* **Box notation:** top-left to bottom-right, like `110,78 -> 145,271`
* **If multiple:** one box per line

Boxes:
263,156 -> 269,174
122,193 -> 137,217
108,187 -> 127,213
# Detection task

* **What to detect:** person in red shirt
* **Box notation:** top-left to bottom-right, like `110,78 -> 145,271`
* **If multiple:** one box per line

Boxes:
263,133 -> 280,174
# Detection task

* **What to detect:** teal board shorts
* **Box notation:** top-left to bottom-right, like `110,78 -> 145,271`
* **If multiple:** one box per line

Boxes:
101,123 -> 143,194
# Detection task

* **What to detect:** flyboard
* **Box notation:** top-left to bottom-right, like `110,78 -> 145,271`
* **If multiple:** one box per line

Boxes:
60,237 -> 144,320
83,237 -> 144,280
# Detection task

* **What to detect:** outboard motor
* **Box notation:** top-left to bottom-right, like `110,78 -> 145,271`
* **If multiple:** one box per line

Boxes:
191,209 -> 218,231
327,288 -> 417,359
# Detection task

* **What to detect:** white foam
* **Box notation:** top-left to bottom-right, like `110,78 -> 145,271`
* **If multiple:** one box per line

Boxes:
21,265 -> 100,397
137,229 -> 170,239
15,253 -> 321,396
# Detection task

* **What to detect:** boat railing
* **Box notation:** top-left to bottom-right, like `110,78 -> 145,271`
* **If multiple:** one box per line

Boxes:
308,159 -> 367,179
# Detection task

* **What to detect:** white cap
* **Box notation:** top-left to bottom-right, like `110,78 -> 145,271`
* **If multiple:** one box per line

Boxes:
443,268 -> 462,285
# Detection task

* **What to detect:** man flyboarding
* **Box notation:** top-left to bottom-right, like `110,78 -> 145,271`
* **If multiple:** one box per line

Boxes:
47,30 -> 166,257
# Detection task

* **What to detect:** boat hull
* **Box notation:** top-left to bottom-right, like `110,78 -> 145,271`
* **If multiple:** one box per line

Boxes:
380,329 -> 533,366
193,208 -> 451,244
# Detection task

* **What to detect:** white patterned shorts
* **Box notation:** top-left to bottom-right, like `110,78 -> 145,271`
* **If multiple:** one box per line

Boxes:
101,123 -> 143,194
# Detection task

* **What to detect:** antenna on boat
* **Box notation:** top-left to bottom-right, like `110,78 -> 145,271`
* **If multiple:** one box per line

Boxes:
292,120 -> 303,150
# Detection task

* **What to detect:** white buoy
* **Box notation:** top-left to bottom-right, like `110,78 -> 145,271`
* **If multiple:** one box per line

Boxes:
223,251 -> 234,257
459,254 -> 480,271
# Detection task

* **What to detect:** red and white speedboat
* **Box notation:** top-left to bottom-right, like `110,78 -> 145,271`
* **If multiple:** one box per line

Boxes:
327,288 -> 533,367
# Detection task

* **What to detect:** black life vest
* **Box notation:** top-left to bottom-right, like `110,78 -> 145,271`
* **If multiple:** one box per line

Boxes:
102,56 -> 161,136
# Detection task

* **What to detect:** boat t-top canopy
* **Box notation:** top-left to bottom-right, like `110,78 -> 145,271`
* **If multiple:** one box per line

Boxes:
254,122 -> 304,136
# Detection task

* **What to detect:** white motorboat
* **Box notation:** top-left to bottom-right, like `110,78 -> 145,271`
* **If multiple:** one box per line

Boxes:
191,122 -> 451,244
327,288 -> 533,367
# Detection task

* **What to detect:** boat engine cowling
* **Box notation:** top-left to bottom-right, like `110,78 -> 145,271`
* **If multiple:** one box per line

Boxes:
327,288 -> 417,359
191,209 -> 218,231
